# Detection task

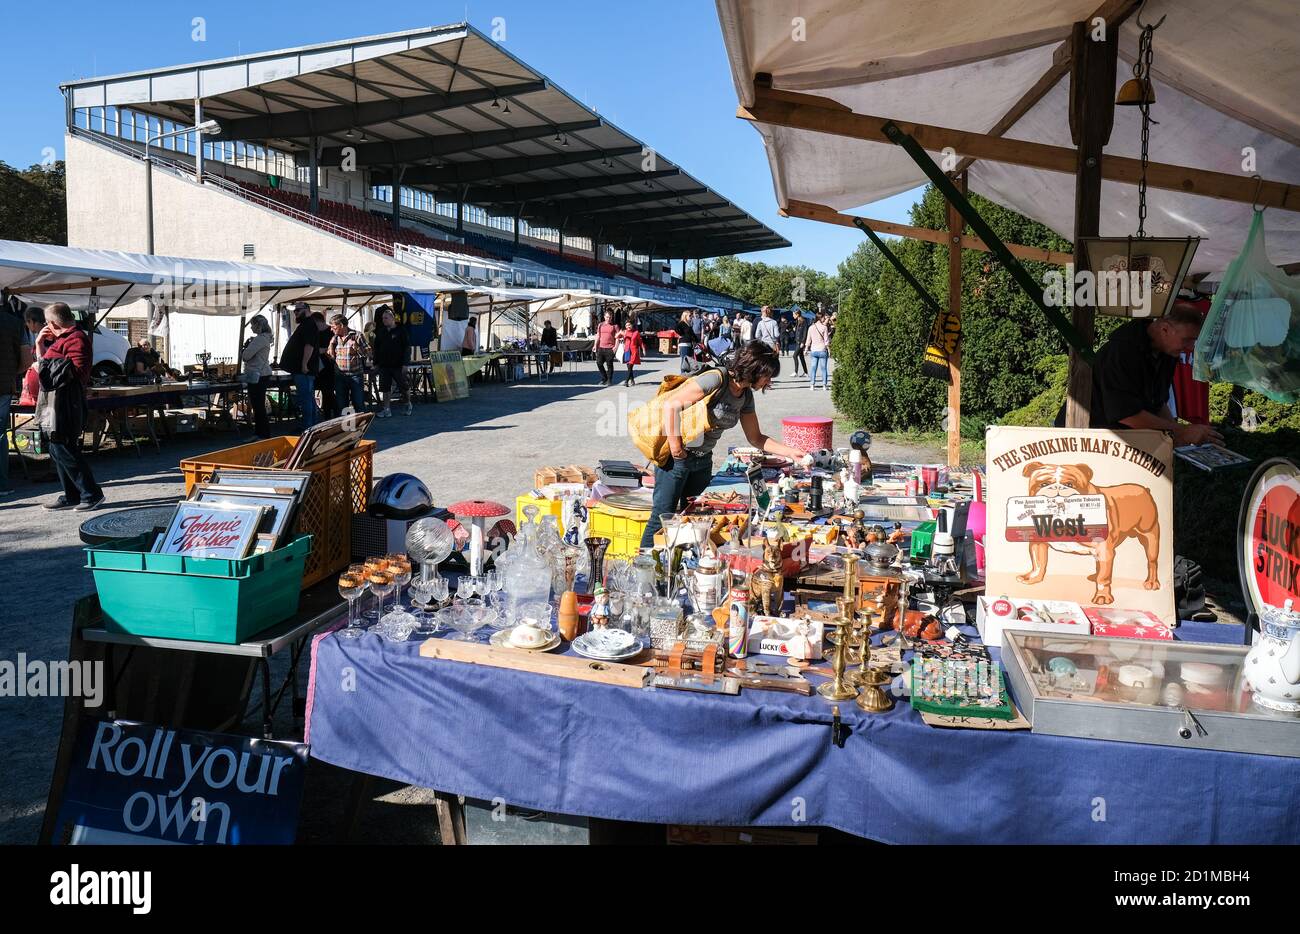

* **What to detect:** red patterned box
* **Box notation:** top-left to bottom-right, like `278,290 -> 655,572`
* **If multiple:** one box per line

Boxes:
1083,607 -> 1174,640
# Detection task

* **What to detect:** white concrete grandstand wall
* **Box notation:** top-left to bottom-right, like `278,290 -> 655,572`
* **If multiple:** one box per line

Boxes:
65,133 -> 420,366
65,133 -> 416,277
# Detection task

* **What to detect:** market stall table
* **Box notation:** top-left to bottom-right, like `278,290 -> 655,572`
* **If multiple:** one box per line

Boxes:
81,587 -> 344,740
304,616 -> 1300,843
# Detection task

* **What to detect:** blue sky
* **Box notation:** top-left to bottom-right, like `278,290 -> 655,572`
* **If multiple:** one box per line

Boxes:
0,0 -> 922,275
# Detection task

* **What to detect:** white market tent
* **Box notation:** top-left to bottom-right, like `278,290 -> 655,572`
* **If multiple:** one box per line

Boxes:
0,239 -> 469,314
717,0 -> 1300,276
717,0 -> 1300,461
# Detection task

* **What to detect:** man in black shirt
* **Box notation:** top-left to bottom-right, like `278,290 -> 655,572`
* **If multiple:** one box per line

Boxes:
540,320 -> 559,375
279,304 -> 321,428
1057,302 -> 1222,446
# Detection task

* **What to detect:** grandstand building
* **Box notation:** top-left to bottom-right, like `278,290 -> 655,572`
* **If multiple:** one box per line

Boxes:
59,23 -> 787,364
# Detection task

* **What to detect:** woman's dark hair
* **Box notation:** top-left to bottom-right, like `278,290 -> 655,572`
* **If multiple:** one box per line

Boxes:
728,339 -> 780,388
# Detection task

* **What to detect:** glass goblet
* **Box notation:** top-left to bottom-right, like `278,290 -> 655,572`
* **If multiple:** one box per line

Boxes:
390,560 -> 413,611
337,572 -> 366,640
367,570 -> 395,624
362,558 -> 390,621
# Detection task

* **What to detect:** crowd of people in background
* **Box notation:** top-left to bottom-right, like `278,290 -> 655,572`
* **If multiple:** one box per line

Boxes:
657,304 -> 836,388
0,297 -> 837,507
253,300 -> 418,436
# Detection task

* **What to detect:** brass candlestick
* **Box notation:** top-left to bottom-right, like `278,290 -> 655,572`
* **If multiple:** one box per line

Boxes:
818,555 -> 860,702
849,610 -> 893,712
855,662 -> 894,713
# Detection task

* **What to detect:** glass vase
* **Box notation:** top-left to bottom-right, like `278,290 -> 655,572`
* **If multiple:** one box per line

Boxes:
583,536 -> 610,595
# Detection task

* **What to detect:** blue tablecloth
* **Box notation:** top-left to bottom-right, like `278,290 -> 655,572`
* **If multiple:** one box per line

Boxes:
305,618 -> 1300,843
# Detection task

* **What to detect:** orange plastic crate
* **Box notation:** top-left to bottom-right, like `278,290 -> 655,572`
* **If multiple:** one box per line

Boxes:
180,436 -> 374,589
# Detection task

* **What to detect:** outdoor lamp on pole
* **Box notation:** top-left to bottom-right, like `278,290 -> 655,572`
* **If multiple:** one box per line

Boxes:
143,118 -> 222,254
1075,12 -> 1199,319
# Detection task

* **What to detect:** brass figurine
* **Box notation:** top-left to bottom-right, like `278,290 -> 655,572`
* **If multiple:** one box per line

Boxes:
749,531 -> 785,617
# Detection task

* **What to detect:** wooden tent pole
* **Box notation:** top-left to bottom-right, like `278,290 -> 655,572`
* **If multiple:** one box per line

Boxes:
1064,21 -> 1118,428
946,173 -> 966,467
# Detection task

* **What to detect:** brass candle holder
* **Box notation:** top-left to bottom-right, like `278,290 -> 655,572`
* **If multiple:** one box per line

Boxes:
818,555 -> 860,702
849,608 -> 894,712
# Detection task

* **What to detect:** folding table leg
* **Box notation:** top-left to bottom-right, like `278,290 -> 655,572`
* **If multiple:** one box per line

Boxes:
258,656 -> 273,739
338,772 -> 376,843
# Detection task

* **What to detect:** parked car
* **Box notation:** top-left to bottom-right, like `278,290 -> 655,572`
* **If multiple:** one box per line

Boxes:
79,314 -> 131,378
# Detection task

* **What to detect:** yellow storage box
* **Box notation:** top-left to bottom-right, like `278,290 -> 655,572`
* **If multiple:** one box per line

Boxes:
588,501 -> 652,559
515,494 -> 566,535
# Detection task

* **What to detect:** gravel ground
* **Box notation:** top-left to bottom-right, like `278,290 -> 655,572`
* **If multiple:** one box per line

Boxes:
0,351 -> 939,844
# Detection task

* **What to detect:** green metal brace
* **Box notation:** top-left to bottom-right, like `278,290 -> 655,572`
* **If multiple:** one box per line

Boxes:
881,121 -> 1096,363
850,216 -> 946,319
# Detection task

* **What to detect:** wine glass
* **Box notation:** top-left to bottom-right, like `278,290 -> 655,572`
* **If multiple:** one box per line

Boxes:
428,576 -> 450,608
389,558 -> 413,611
367,569 -> 394,623
483,569 -> 500,596
337,571 -> 366,639
362,557 -> 390,621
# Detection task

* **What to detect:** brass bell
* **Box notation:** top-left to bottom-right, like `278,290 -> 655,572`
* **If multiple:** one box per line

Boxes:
1116,76 -> 1155,106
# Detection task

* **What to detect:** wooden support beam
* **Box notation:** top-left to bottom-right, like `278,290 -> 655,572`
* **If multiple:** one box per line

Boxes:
947,175 -> 966,468
782,199 -> 1074,265
1064,20 -> 1118,429
952,41 -> 1072,178
951,0 -> 1144,178
741,85 -> 1300,212
11,277 -> 130,295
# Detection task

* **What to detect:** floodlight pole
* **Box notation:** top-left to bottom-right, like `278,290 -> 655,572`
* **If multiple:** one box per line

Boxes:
144,118 -> 221,254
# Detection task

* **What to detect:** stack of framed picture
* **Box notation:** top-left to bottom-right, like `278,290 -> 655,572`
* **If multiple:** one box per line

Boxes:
153,469 -> 313,559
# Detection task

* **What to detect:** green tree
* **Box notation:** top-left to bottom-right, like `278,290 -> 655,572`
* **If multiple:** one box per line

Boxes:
698,255 -> 838,310
0,160 -> 67,244
830,184 -> 1097,433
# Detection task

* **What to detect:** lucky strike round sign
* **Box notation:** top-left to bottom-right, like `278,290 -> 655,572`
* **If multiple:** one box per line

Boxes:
1239,458 -> 1300,616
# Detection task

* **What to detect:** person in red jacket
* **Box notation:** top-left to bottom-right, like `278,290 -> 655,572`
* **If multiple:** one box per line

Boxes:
37,302 -> 104,511
617,318 -> 645,386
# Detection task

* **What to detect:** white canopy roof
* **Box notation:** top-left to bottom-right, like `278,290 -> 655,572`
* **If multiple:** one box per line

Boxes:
717,0 -> 1300,275
0,239 -> 468,313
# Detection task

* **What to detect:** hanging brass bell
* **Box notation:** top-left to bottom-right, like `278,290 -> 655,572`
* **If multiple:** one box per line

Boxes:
1116,76 -> 1155,106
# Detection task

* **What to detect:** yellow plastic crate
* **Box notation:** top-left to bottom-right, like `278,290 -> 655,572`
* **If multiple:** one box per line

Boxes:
515,494 -> 566,535
588,501 -> 652,559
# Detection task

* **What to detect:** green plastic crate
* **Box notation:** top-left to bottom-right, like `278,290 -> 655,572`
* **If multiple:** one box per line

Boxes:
87,534 -> 313,644
910,520 -> 936,560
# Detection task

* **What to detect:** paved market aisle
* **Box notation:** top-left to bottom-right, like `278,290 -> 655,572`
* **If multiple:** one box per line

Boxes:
0,350 -> 939,843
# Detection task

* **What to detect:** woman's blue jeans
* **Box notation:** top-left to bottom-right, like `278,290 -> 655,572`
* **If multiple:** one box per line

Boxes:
640,455 -> 713,548
809,350 -> 830,388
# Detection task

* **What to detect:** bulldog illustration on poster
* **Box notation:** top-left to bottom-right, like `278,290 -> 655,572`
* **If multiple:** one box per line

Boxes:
986,427 -> 1175,625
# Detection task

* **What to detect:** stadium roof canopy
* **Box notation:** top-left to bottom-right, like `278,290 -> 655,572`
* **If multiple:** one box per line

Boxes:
61,23 -> 790,260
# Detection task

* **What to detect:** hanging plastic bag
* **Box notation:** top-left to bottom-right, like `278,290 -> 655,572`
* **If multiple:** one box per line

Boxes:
1194,212 -> 1300,402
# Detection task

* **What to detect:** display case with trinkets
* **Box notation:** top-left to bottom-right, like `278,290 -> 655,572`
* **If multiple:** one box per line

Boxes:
1001,629 -> 1300,758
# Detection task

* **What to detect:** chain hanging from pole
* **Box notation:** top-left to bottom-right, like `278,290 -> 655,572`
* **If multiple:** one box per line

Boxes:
1133,13 -> 1164,238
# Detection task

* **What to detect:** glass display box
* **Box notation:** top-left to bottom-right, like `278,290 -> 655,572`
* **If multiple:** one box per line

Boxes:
1001,629 -> 1300,758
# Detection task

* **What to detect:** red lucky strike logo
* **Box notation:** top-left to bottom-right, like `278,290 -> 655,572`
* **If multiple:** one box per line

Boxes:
169,513 -> 244,553
1252,484 -> 1300,608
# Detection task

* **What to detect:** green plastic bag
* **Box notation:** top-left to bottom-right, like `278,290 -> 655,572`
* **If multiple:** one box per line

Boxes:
1194,212 -> 1300,402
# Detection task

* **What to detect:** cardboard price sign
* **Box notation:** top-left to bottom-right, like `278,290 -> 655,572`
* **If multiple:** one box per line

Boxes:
1005,493 -> 1108,543
1238,458 -> 1300,616
985,426 -> 1174,625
